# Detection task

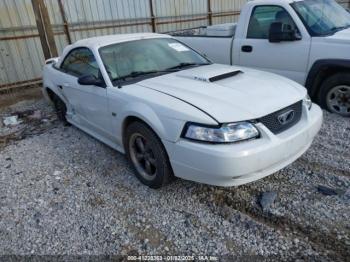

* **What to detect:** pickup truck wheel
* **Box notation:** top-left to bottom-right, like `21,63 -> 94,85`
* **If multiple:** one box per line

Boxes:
319,73 -> 350,117
125,122 -> 173,189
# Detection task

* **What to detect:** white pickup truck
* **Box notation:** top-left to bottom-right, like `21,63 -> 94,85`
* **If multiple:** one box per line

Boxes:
174,0 -> 350,117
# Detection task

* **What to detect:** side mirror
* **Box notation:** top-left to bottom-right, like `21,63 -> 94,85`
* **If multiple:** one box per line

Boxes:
78,74 -> 105,87
268,22 -> 301,43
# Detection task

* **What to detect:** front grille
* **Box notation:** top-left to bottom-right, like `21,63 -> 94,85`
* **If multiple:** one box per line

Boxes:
259,101 -> 302,134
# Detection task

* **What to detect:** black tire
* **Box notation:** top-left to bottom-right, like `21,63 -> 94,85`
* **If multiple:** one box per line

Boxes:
125,121 -> 173,188
318,72 -> 350,117
52,94 -> 69,124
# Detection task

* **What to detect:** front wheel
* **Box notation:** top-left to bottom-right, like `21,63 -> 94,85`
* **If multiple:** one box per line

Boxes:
318,73 -> 350,117
125,121 -> 174,189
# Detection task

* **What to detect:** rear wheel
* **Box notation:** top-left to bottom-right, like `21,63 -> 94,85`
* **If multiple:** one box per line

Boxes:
319,73 -> 350,117
52,94 -> 69,124
125,121 -> 173,188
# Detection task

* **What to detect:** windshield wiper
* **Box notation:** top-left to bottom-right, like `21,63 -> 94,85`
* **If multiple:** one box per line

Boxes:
112,70 -> 161,82
111,68 -> 180,82
166,62 -> 210,70
329,24 -> 350,34
111,63 -> 211,83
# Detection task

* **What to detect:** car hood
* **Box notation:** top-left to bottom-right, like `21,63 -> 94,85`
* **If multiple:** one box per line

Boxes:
138,64 -> 306,123
326,27 -> 350,42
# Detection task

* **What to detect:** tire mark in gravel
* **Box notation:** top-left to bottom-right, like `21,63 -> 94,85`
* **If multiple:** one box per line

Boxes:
192,186 -> 349,261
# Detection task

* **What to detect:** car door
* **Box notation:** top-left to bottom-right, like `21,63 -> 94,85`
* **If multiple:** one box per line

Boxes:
57,47 -> 113,139
237,5 -> 311,85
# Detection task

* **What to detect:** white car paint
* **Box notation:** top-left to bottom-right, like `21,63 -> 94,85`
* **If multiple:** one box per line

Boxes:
43,33 -> 323,187
175,0 -> 350,94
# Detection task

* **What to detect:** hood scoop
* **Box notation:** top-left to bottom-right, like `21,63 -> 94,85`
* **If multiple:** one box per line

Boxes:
208,70 -> 242,82
177,68 -> 242,83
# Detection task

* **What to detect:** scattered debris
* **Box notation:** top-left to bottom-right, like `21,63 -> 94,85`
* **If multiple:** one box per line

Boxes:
3,115 -> 22,126
317,185 -> 338,196
0,103 -> 57,149
28,110 -> 42,120
53,170 -> 62,179
259,191 -> 277,211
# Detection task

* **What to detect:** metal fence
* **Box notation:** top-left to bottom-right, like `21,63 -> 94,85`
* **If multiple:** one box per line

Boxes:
0,0 -> 349,93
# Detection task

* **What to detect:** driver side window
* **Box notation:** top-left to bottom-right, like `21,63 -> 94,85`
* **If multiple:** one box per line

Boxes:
61,48 -> 100,78
247,5 -> 298,39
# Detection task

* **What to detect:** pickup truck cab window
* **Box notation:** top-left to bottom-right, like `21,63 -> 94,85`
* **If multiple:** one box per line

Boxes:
247,5 -> 299,39
60,47 -> 100,78
99,38 -> 210,86
291,0 -> 350,36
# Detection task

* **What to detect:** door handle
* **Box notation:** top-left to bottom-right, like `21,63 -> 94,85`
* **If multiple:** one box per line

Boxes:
241,45 -> 253,52
58,83 -> 69,89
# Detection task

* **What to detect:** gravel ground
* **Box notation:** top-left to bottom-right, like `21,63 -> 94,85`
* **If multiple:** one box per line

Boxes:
0,98 -> 349,260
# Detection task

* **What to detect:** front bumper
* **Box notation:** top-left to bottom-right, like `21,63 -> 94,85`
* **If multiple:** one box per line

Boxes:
164,104 -> 323,187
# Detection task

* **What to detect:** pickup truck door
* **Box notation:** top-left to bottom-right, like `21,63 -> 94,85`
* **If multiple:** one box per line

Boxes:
55,47 -> 113,139
237,5 -> 311,85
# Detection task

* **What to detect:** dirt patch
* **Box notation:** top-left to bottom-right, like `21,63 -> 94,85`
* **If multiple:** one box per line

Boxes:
0,88 -> 43,110
0,108 -> 58,149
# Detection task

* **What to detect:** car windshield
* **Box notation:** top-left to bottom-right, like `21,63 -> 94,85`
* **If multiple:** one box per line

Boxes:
291,0 -> 350,36
99,38 -> 210,85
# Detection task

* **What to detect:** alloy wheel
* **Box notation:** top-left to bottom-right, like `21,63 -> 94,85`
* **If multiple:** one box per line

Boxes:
129,133 -> 157,181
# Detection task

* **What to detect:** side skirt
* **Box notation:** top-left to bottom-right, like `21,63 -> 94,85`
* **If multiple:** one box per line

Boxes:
67,118 -> 125,155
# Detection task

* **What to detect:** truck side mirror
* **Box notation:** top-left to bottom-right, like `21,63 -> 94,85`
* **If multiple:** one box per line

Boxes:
268,22 -> 300,43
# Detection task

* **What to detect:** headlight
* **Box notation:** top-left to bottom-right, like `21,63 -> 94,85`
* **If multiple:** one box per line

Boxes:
183,122 -> 259,143
304,94 -> 312,110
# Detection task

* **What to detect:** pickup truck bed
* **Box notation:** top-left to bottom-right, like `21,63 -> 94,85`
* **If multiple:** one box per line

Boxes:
172,23 -> 236,65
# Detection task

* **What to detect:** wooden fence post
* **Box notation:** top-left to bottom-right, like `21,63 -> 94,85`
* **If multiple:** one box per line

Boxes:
207,0 -> 212,25
31,0 -> 58,59
149,0 -> 156,32
58,0 -> 72,44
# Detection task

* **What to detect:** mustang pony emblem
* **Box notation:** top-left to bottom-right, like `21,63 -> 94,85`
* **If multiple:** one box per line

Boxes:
278,110 -> 295,125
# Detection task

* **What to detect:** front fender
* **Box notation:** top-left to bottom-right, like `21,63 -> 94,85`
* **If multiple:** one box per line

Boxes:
108,84 -> 217,151
306,59 -> 350,97
118,101 -> 186,143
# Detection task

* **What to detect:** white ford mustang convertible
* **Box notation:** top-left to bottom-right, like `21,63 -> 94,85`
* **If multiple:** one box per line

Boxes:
43,33 -> 323,188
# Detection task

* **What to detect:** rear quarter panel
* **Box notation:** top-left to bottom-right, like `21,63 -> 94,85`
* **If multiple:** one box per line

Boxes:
42,64 -> 66,103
